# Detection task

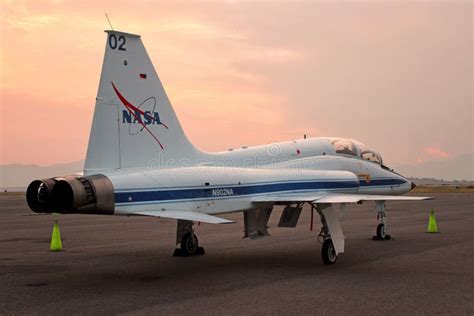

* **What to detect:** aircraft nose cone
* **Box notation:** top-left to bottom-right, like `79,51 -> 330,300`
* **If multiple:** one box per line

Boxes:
411,182 -> 416,190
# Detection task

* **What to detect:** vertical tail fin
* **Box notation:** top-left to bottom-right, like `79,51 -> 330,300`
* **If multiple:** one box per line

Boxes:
84,31 -> 201,174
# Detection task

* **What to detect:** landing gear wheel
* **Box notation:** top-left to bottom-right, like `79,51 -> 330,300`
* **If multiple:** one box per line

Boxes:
376,223 -> 386,239
321,238 -> 337,265
180,233 -> 199,256
373,223 -> 391,240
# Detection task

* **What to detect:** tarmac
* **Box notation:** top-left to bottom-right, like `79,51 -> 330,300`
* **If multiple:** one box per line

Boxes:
0,193 -> 473,315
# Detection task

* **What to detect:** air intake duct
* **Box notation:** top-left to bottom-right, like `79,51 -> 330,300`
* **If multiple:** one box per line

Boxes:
26,174 -> 114,214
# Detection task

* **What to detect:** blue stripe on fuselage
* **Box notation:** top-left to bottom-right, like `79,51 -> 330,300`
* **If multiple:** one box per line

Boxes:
114,178 -> 407,205
115,180 -> 359,204
358,178 -> 406,187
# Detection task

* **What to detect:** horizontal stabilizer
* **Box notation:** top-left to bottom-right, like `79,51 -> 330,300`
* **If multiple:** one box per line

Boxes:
131,210 -> 234,224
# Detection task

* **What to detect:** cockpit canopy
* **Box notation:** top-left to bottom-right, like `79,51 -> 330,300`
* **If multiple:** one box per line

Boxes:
360,150 -> 383,165
331,139 -> 358,156
330,139 -> 383,165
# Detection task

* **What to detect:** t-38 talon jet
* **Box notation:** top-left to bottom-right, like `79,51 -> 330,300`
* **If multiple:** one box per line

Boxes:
27,30 -> 431,264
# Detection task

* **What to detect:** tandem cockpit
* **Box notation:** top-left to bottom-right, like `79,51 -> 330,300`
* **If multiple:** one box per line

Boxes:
330,138 -> 384,166
327,137 -> 415,192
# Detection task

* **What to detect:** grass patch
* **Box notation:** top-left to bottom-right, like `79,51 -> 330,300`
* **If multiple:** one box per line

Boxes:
0,191 -> 25,196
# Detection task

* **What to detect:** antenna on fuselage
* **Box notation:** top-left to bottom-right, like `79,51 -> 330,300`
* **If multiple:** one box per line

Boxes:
105,13 -> 114,30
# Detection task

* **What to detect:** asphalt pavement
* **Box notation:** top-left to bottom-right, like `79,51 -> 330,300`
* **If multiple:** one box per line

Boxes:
0,193 -> 473,315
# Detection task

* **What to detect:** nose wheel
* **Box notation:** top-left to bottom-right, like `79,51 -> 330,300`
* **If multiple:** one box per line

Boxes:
376,223 -> 387,239
372,201 -> 391,240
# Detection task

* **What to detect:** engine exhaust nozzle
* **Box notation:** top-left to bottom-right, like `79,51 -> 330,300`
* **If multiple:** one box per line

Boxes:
26,174 -> 114,215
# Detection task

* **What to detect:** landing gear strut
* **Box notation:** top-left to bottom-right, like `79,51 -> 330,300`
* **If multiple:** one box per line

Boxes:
173,220 -> 205,256
373,201 -> 391,240
315,204 -> 339,265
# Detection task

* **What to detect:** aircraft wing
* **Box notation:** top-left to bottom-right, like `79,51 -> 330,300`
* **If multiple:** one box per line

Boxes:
252,193 -> 328,202
315,194 -> 433,203
253,193 -> 433,204
130,210 -> 235,224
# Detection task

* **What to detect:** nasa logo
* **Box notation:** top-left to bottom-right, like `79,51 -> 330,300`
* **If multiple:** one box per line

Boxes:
122,109 -> 163,125
212,188 -> 234,197
111,82 -> 168,149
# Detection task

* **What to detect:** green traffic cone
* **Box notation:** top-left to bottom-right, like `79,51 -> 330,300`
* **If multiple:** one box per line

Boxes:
50,220 -> 63,251
427,210 -> 439,233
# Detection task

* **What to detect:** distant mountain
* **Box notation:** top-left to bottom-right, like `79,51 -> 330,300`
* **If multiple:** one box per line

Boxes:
409,177 -> 474,186
0,160 -> 84,191
392,153 -> 474,181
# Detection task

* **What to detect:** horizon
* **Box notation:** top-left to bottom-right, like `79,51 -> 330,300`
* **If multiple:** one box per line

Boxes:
0,147 -> 473,169
1,1 -> 472,168
1,152 -> 473,187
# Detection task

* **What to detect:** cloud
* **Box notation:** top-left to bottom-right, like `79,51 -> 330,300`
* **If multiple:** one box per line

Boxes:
158,19 -> 245,40
241,47 -> 304,63
6,15 -> 59,31
423,147 -> 450,158
0,1 -> 471,166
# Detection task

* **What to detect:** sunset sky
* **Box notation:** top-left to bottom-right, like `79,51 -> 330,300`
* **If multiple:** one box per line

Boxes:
0,0 -> 472,167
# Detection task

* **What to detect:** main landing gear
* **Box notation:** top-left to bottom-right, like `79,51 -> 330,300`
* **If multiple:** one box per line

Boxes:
173,220 -> 205,256
321,239 -> 337,265
314,204 -> 343,265
372,201 -> 391,241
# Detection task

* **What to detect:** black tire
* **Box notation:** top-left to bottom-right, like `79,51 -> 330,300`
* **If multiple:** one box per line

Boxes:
180,233 -> 199,256
322,239 -> 337,265
376,223 -> 386,239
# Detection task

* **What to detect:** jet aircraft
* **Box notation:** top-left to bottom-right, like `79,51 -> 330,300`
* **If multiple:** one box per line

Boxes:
27,31 -> 431,264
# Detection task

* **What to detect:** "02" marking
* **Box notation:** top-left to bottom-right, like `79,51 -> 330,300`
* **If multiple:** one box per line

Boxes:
109,34 -> 126,51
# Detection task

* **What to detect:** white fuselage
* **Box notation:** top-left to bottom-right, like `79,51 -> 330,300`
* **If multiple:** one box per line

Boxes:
101,137 -> 412,217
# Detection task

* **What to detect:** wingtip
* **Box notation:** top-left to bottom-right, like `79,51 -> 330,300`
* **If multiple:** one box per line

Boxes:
220,220 -> 236,224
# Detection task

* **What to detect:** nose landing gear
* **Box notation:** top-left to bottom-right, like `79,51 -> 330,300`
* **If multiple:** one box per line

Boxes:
376,223 -> 387,239
372,201 -> 391,240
